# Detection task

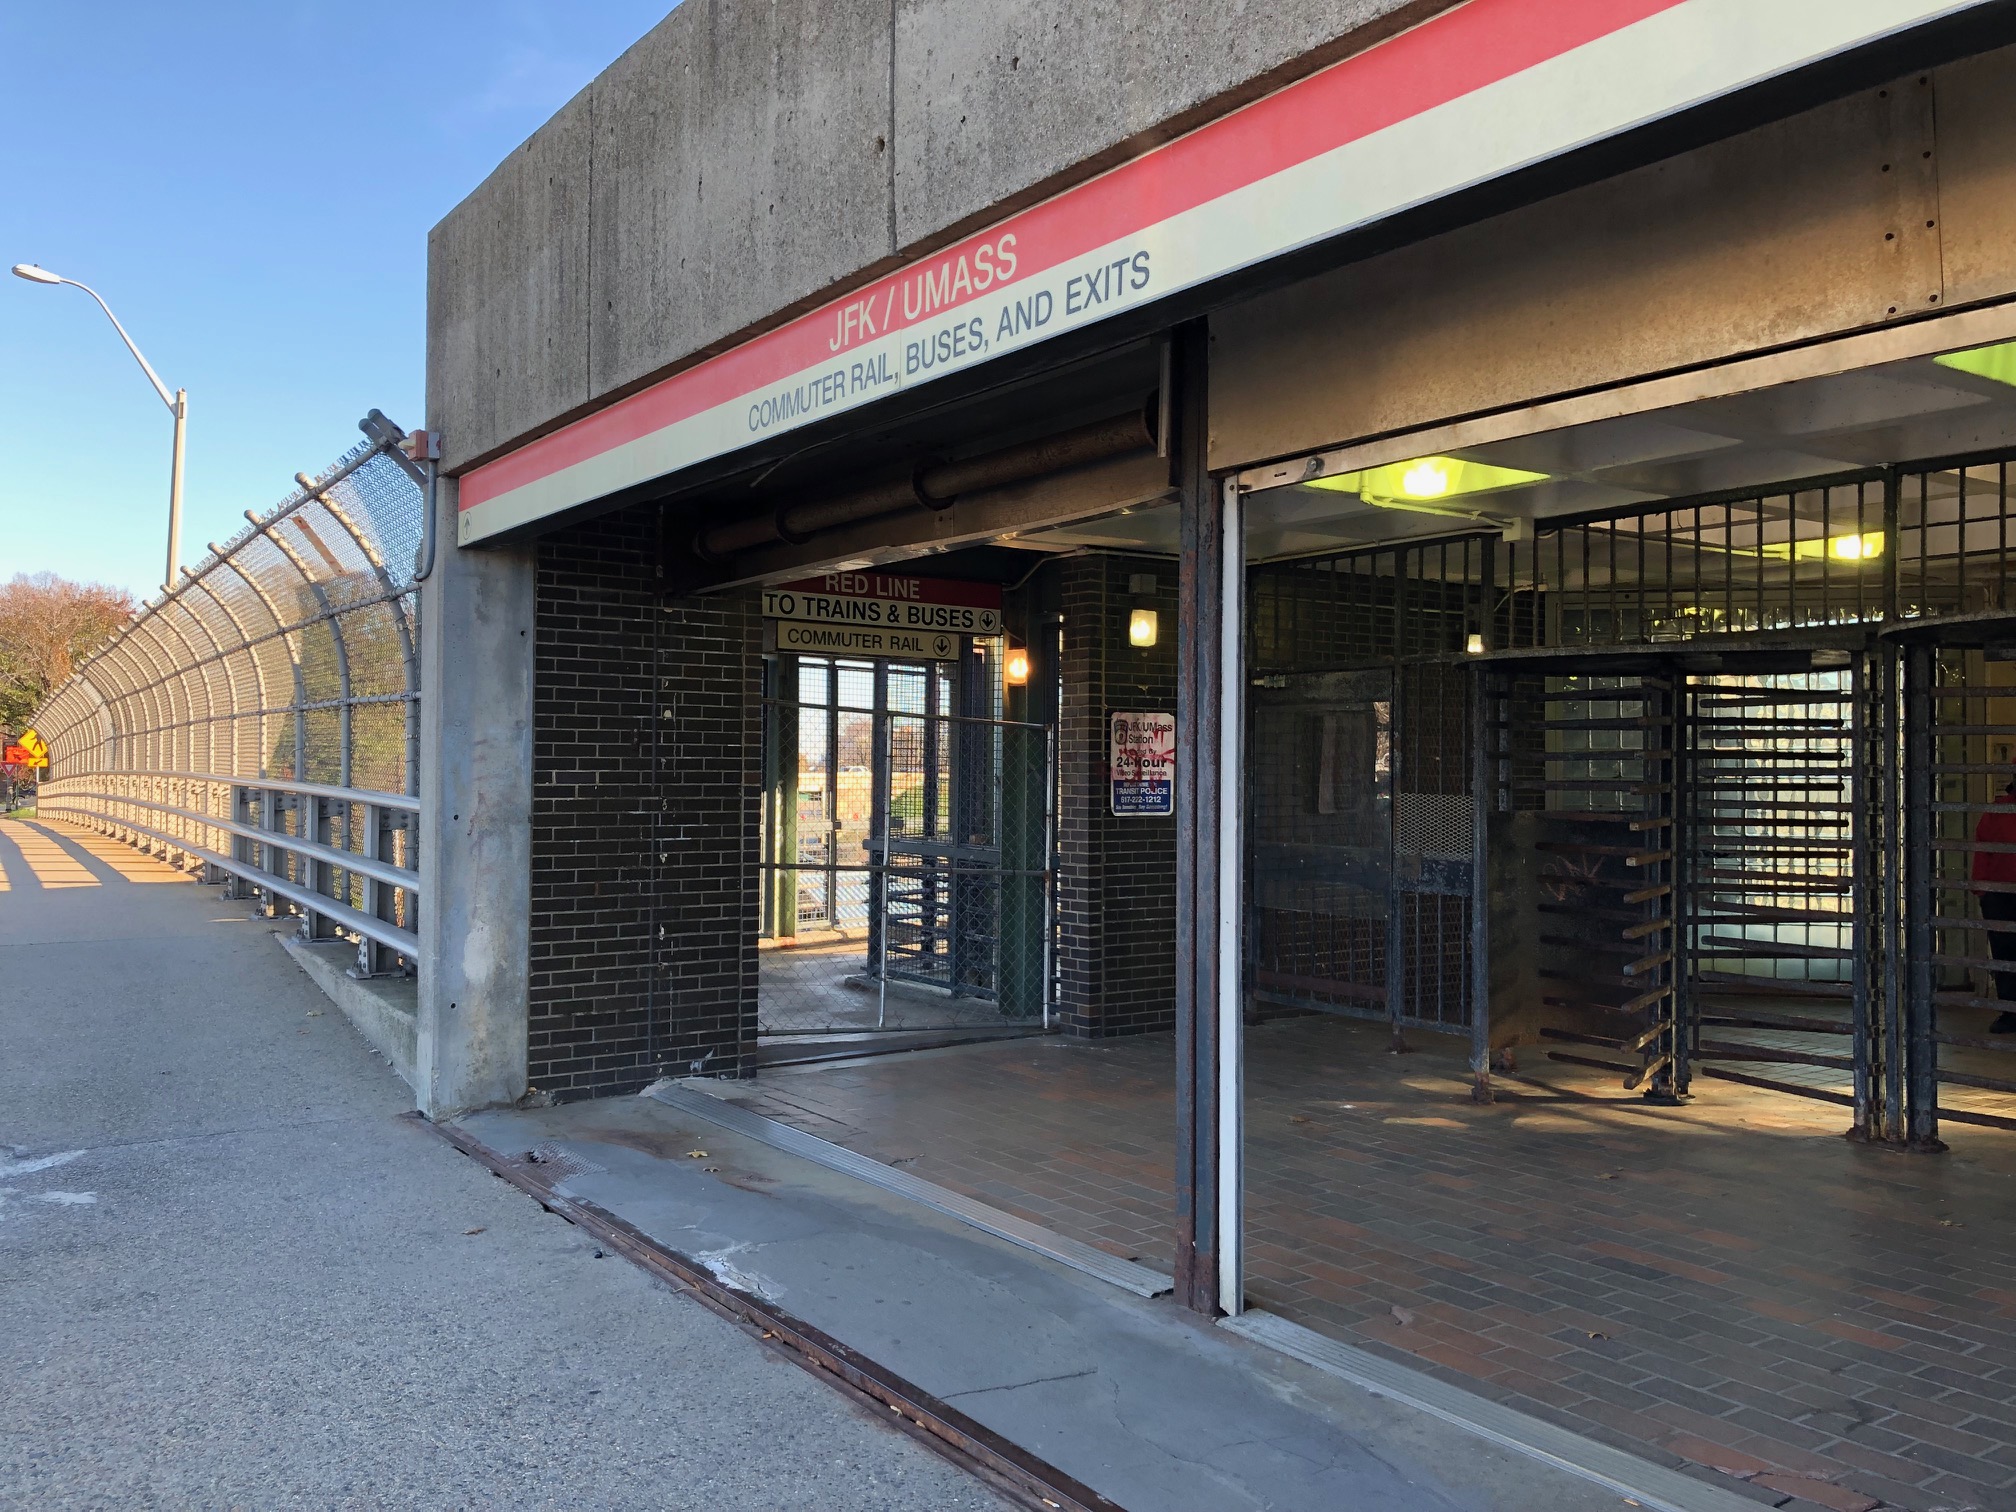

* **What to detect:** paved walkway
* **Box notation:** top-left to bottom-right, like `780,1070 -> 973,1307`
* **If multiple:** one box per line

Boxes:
0,819 -> 1003,1510
725,1020 -> 2016,1512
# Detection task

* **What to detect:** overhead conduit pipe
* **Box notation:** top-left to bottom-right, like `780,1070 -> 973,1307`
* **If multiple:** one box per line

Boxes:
694,393 -> 1158,561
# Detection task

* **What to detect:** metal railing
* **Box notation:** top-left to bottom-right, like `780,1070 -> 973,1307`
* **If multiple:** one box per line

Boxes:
31,414 -> 427,975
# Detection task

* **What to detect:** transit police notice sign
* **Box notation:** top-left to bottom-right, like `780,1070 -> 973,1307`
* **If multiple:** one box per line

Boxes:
1111,711 -> 1175,817
773,621 -> 961,660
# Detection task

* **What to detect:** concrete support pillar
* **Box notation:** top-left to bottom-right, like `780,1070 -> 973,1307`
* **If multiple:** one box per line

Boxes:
416,474 -> 536,1119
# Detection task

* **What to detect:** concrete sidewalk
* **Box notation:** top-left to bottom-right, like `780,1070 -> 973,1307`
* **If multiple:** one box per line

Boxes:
0,819 -> 1004,1510
453,1088 -> 1654,1512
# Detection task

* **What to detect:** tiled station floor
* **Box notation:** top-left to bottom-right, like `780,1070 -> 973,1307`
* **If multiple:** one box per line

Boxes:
722,1018 -> 2016,1512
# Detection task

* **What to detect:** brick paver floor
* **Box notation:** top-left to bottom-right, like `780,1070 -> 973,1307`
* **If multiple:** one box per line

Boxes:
724,1018 -> 2016,1512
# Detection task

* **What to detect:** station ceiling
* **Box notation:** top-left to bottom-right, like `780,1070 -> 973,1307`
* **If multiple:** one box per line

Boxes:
1011,339 -> 2016,564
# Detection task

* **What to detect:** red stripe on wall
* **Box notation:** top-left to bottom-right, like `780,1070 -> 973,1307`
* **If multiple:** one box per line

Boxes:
462,0 -> 1683,510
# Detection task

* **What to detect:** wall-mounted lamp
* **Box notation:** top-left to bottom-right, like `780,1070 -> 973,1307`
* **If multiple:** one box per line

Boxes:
1004,645 -> 1031,686
1465,632 -> 1487,655
1129,608 -> 1159,648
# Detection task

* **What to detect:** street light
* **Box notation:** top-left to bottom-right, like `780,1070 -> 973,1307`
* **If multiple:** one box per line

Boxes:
11,263 -> 187,593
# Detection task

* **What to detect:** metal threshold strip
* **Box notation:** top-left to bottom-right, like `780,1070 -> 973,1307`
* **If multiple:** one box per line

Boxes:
417,1114 -> 1122,1512
1221,1311 -> 1764,1512
650,1080 -> 1174,1299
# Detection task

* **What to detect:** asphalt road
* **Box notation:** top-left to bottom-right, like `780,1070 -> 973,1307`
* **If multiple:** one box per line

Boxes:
0,818 -> 1005,1511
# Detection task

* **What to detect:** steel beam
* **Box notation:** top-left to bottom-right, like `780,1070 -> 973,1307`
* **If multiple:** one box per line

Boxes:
1172,318 -> 1235,1316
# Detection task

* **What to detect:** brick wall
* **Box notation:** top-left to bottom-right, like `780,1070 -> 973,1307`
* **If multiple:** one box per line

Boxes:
530,507 -> 761,1100
1056,554 -> 1180,1036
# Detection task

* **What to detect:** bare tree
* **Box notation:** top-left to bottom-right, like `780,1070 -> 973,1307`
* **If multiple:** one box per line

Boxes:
0,573 -> 136,739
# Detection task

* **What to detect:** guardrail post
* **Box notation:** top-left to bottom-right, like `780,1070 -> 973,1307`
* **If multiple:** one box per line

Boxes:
300,794 -> 337,941
351,799 -> 397,978
257,787 -> 283,918
400,809 -> 418,944
222,784 -> 249,900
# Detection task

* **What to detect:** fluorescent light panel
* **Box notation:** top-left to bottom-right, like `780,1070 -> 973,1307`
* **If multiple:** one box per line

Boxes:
1308,455 -> 1548,507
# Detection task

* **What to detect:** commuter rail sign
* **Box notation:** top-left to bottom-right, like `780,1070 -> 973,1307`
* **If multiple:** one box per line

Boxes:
772,621 -> 962,660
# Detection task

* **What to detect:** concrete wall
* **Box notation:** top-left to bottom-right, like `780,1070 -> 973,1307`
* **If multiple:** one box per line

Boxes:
1210,48 -> 2016,472
428,0 -> 1440,474
416,476 -> 537,1120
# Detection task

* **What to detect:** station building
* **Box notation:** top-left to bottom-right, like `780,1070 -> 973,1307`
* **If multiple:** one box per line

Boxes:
421,3 -> 2016,1503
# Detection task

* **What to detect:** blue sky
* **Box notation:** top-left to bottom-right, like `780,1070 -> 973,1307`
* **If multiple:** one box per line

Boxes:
0,1 -> 672,601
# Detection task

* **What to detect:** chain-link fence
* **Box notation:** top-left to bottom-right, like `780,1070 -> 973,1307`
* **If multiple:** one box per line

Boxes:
31,415 -> 427,972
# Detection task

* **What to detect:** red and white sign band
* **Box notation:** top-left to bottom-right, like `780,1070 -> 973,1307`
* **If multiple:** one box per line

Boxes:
459,0 -> 1986,545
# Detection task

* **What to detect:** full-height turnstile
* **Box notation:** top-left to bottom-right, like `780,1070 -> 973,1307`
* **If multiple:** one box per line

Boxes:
1482,664 -> 1683,1102
1479,652 -> 1873,1120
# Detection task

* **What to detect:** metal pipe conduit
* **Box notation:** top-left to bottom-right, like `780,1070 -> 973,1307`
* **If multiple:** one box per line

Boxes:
695,395 -> 1157,560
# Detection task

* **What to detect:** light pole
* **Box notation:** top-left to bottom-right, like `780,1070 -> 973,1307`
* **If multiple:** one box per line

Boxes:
11,263 -> 187,593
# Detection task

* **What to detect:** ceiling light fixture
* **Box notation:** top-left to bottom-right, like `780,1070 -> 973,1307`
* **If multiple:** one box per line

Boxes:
1306,455 -> 1547,521
1829,530 -> 1884,561
1401,460 -> 1452,498
1935,340 -> 2016,387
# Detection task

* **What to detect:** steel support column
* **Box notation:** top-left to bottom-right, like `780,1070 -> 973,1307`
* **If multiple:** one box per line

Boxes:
1469,665 -> 1494,1101
1903,642 -> 1946,1150
1849,649 -> 1878,1140
1172,319 -> 1240,1316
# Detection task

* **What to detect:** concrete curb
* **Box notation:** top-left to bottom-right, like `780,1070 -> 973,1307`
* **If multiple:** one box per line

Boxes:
277,933 -> 418,1091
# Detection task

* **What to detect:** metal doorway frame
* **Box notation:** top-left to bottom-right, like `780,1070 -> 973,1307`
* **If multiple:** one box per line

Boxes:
756,646 -> 1059,1037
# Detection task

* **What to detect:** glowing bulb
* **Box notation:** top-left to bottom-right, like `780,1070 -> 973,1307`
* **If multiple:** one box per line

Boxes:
1828,531 -> 1885,561
1401,461 -> 1451,498
1129,608 -> 1159,648
1004,647 -> 1030,686
1465,633 -> 1486,655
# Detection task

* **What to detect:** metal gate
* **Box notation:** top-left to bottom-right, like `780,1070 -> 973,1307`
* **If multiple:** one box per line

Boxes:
1246,663 -> 1483,1046
758,652 -> 1054,1035
1905,641 -> 2016,1140
1393,661 -> 1477,1039
1247,669 -> 1395,1025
